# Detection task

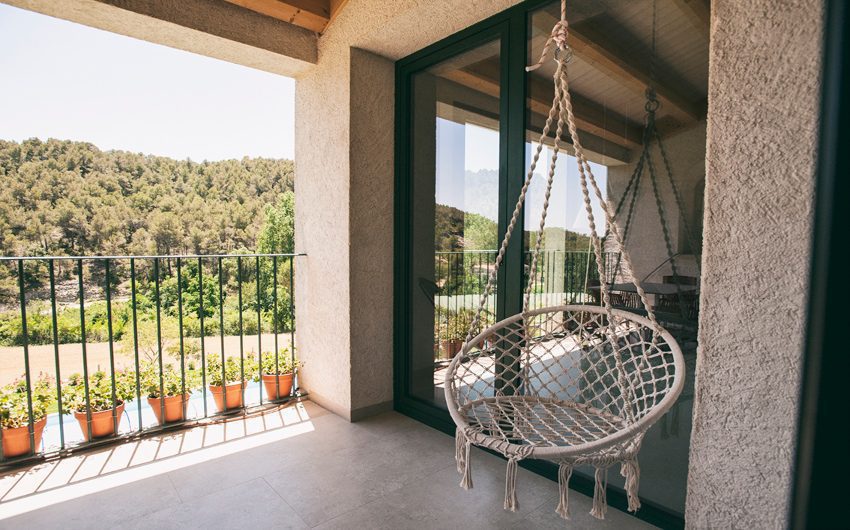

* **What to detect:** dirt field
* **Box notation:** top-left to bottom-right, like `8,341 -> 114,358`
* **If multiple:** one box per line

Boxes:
0,333 -> 294,385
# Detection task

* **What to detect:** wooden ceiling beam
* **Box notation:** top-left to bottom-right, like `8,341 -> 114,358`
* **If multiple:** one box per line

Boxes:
535,12 -> 704,124
224,0 -> 337,33
433,76 -> 632,165
448,58 -> 643,150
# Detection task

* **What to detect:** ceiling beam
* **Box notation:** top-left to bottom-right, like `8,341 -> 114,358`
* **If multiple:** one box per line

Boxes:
671,0 -> 711,39
329,0 -> 349,20
225,0 -> 334,33
535,12 -> 704,124
450,58 -> 643,150
432,75 -> 631,165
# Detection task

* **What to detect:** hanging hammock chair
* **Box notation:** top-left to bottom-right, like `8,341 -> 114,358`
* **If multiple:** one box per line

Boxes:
443,2 -> 685,520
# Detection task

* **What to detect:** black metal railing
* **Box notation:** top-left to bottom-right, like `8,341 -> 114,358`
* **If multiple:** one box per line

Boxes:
0,253 -> 304,466
433,250 -> 617,360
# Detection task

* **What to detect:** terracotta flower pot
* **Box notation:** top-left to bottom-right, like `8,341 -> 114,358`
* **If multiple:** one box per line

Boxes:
147,394 -> 190,424
209,381 -> 245,412
73,403 -> 125,441
441,339 -> 463,358
1,417 -> 47,458
261,373 -> 293,400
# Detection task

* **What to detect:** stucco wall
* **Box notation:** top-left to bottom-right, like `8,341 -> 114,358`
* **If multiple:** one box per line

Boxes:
294,0 -> 524,419
685,1 -> 822,527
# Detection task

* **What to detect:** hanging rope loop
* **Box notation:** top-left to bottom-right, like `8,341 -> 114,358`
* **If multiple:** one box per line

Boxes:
644,87 -> 660,113
526,18 -> 571,72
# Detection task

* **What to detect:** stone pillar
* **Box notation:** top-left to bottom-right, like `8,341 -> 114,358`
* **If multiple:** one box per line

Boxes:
685,1 -> 823,527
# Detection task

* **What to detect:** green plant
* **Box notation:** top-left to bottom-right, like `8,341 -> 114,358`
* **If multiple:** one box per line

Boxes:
446,308 -> 479,341
259,348 -> 301,376
139,362 -> 201,398
0,376 -> 54,429
205,353 -> 258,386
62,370 -> 136,413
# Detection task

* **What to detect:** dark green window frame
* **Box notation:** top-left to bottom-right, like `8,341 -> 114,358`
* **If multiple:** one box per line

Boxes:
393,2 -> 684,527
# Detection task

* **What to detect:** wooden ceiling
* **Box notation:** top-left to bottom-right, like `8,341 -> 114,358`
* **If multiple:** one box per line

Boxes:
439,0 -> 710,162
224,0 -> 349,33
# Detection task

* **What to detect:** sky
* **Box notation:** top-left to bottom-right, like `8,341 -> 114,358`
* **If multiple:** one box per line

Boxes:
0,4 -> 295,161
436,119 -> 607,236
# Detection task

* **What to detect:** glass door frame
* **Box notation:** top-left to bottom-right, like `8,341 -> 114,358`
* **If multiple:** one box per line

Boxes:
393,1 -> 683,527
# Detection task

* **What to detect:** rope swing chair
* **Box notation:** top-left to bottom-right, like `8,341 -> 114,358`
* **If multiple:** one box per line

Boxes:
443,1 -> 685,520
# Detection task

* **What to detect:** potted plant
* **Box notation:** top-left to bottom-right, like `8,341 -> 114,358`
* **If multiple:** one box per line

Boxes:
63,370 -> 135,441
258,349 -> 300,400
205,353 -> 258,412
141,363 -> 201,424
0,376 -> 53,458
436,310 -> 462,359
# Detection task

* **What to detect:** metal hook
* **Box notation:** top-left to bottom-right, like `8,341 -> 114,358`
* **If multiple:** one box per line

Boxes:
554,46 -> 573,64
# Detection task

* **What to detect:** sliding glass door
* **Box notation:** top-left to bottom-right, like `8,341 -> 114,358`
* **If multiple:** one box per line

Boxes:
406,36 -> 504,408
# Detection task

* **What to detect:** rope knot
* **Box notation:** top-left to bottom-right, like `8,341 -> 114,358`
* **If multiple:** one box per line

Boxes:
526,20 -> 572,72
552,20 -> 570,50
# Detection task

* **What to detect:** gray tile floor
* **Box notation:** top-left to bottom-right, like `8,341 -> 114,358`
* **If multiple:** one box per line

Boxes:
0,400 -> 655,529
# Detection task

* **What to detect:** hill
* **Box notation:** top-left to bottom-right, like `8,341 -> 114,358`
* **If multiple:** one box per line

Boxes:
0,138 -> 294,257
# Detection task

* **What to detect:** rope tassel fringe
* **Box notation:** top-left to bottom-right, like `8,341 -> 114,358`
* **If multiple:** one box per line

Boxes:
455,428 -> 465,474
555,463 -> 573,519
460,440 -> 473,490
504,457 -> 520,512
621,458 -> 641,512
590,467 -> 608,520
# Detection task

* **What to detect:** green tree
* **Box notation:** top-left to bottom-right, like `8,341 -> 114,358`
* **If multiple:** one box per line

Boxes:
257,190 -> 295,254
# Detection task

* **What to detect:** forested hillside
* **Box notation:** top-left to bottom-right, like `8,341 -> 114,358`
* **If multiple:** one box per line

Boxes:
0,138 -> 294,257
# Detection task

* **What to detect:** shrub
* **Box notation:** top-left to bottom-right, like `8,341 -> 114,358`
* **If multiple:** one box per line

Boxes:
0,376 -> 54,429
62,369 -> 137,413
205,353 -> 258,386
260,348 -> 300,376
139,362 -> 201,398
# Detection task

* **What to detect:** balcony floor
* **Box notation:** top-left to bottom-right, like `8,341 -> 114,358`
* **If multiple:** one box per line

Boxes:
0,400 -> 654,529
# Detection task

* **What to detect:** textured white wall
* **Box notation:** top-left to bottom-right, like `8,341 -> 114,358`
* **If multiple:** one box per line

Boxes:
685,1 -> 823,527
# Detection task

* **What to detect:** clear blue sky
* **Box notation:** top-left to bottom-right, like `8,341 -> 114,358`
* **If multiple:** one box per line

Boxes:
0,4 -> 295,161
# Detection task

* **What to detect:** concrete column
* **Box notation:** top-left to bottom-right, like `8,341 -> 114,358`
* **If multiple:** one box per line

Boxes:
685,1 -> 823,527
292,0 -> 523,421
294,45 -> 394,421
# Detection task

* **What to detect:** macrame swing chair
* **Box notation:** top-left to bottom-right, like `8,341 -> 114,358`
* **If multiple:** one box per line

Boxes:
443,1 -> 686,520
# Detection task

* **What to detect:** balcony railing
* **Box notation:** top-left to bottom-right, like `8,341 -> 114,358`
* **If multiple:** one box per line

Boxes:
433,250 -> 617,359
0,253 -> 304,466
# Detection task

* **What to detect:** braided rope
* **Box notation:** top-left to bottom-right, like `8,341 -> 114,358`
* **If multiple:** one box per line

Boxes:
645,137 -> 688,320
653,126 -> 702,273
462,62 -> 564,346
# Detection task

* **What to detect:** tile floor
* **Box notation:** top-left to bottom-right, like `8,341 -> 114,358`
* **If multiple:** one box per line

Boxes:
0,400 -> 655,529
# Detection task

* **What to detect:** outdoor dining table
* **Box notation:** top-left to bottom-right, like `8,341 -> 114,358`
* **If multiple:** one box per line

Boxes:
593,282 -> 699,295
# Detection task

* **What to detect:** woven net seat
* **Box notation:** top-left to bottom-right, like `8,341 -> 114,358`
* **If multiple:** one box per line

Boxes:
448,305 -> 681,462
459,396 -> 628,451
